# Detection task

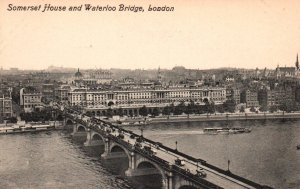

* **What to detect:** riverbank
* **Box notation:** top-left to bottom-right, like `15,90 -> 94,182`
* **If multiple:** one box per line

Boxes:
121,112 -> 300,124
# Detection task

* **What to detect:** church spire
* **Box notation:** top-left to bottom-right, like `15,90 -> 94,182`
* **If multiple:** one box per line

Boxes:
296,53 -> 299,70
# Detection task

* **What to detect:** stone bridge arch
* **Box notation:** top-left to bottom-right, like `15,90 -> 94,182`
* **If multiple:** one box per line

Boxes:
109,143 -> 131,161
177,186 -> 199,189
91,132 -> 105,141
77,125 -> 86,132
65,118 -> 74,125
135,157 -> 167,181
174,177 -> 204,189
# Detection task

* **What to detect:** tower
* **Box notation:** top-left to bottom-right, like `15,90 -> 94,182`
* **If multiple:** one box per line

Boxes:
157,66 -> 162,83
296,53 -> 299,70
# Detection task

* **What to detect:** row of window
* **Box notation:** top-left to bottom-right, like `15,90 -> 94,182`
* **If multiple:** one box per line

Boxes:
24,96 -> 40,99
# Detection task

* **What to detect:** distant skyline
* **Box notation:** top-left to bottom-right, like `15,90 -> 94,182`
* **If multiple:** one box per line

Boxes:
1,0 -> 300,70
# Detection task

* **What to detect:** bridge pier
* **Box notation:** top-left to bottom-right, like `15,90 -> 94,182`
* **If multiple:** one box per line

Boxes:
100,138 -> 111,159
101,139 -> 129,161
124,153 -> 171,189
166,172 -> 173,189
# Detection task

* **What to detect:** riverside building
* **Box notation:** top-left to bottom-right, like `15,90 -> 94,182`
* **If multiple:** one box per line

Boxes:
0,94 -> 13,120
68,86 -> 227,116
20,88 -> 42,113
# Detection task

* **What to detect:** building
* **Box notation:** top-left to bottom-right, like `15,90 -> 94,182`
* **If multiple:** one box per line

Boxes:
68,86 -> 227,108
20,88 -> 42,113
232,88 -> 241,104
241,89 -> 259,107
275,54 -> 300,78
0,94 -> 13,121
54,85 -> 71,101
274,86 -> 295,105
258,89 -> 276,107
73,68 -> 113,86
226,87 -> 241,104
42,83 -> 56,101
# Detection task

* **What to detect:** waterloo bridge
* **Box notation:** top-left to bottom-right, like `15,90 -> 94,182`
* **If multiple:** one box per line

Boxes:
56,107 -> 272,189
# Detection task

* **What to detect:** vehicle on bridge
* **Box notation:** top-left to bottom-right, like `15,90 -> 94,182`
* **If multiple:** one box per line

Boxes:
175,158 -> 185,166
117,133 -> 125,139
134,142 -> 142,148
196,168 -> 207,178
143,146 -> 157,155
130,134 -> 136,139
106,128 -> 112,133
136,136 -> 143,143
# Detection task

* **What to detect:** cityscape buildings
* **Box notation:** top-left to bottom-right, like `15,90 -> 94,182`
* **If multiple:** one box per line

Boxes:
1,54 -> 300,122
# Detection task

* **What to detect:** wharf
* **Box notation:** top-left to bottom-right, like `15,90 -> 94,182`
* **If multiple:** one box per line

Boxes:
129,112 -> 300,124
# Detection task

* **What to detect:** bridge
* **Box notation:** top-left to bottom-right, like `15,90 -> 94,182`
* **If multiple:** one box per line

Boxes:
55,106 -> 272,189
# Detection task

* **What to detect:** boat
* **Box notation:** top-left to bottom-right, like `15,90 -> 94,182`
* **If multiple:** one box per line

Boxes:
116,121 -> 149,127
0,123 -> 55,135
203,127 -> 222,135
229,127 -> 251,134
217,128 -> 230,134
203,127 -> 251,135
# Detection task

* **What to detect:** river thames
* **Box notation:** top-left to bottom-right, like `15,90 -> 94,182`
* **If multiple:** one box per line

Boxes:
0,119 -> 299,189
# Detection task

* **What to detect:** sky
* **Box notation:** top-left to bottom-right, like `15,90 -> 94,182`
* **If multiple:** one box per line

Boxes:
0,0 -> 300,70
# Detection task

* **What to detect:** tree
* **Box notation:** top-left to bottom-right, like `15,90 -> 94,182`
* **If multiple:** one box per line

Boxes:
208,101 -> 216,114
223,99 -> 236,113
139,106 -> 148,117
250,106 -> 256,113
174,102 -> 185,115
117,108 -> 124,116
259,105 -> 268,112
152,108 -> 160,116
280,100 -> 299,113
269,105 -> 278,113
6,117 -> 17,123
162,106 -> 171,115
239,106 -> 245,113
106,108 -> 113,117
216,105 -> 225,113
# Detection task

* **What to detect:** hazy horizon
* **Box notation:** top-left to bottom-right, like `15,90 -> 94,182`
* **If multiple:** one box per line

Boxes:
1,64 -> 273,71
1,0 -> 300,70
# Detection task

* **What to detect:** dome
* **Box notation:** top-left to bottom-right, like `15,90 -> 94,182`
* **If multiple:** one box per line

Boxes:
75,68 -> 83,78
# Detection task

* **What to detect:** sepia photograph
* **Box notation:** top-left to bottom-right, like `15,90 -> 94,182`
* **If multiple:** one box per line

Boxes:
0,0 -> 299,188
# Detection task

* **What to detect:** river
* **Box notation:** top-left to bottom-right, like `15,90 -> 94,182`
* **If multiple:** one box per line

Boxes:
0,119 -> 299,189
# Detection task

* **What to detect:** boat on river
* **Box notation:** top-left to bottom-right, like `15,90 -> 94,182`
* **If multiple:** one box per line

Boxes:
0,123 -> 55,134
203,127 -> 251,135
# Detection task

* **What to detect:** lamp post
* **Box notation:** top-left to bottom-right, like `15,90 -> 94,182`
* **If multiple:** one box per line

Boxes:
228,160 -> 230,172
140,126 -> 144,137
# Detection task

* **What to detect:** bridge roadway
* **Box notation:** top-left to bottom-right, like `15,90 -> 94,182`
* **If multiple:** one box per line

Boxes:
105,125 -> 256,189
59,106 -> 269,189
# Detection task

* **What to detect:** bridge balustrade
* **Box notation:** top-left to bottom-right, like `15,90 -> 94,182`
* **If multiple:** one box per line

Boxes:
171,165 -> 223,189
201,162 -> 264,189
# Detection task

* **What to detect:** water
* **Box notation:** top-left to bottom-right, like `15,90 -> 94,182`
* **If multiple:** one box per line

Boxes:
0,132 -> 132,189
0,119 -> 299,189
125,119 -> 300,189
